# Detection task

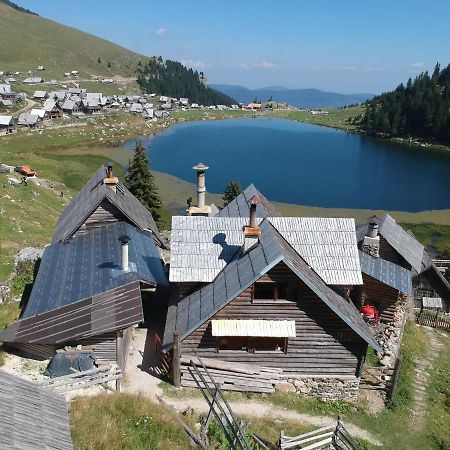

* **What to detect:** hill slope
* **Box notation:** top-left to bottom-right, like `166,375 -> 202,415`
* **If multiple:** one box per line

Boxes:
0,2 -> 145,79
211,84 -> 373,108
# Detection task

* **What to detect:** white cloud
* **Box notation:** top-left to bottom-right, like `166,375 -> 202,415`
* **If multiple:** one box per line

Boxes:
156,27 -> 169,38
181,59 -> 209,69
238,61 -> 279,70
331,65 -> 359,71
364,66 -> 384,71
409,62 -> 424,68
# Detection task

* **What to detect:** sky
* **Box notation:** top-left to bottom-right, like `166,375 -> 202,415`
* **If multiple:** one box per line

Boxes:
17,0 -> 450,94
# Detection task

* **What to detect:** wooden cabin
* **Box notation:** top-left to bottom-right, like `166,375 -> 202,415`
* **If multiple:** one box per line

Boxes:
356,214 -> 450,312
0,165 -> 168,373
163,194 -> 381,399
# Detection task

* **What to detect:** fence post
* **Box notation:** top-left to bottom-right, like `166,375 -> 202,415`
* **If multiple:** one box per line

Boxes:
388,356 -> 402,400
172,331 -> 181,388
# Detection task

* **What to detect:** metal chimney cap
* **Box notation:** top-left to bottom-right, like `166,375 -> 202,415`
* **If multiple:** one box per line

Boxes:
192,163 -> 209,171
118,234 -> 131,244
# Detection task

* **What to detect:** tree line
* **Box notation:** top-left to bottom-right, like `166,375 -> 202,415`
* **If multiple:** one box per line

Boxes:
137,57 -> 236,106
361,63 -> 450,145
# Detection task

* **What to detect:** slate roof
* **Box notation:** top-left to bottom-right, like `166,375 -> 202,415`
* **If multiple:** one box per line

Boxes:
216,184 -> 281,218
43,99 -> 59,111
356,214 -> 427,273
358,250 -> 412,295
0,370 -> 73,450
0,115 -> 13,126
170,216 -> 362,285
21,221 -> 167,319
163,219 -> 381,353
62,99 -> 76,110
0,281 -> 144,345
52,165 -> 164,247
18,113 -> 39,125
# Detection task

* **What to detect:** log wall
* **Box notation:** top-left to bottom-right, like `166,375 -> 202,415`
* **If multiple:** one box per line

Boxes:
77,199 -> 130,234
181,263 -> 365,376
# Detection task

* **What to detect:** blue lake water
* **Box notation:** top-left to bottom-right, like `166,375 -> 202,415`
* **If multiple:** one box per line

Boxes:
124,117 -> 450,211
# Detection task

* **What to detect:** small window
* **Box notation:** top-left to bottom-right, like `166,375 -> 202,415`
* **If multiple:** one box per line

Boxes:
252,282 -> 288,301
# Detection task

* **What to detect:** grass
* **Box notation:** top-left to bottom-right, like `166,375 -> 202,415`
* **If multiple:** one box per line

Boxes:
0,3 -> 145,80
70,393 -> 191,450
401,222 -> 450,258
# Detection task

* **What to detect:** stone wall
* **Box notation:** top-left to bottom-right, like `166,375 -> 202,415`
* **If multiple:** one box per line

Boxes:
277,375 -> 360,400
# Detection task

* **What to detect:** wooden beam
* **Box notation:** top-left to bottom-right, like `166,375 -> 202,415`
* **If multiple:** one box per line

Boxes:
173,331 -> 181,387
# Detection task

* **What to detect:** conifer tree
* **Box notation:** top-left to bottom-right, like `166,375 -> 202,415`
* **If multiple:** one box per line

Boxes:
222,181 -> 241,207
125,140 -> 162,225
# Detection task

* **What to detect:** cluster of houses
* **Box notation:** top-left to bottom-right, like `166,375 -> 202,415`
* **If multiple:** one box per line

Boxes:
0,163 -> 448,402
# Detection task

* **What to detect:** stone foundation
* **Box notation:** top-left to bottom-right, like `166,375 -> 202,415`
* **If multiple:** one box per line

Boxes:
277,375 -> 360,400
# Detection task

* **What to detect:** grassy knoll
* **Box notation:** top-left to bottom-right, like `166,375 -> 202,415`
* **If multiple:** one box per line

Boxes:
270,105 -> 365,131
70,393 -> 191,450
0,2 -> 145,80
400,222 -> 450,258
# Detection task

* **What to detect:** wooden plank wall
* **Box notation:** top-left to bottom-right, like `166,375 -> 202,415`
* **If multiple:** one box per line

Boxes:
181,263 -> 364,376
71,332 -> 118,365
77,199 -> 130,234
359,274 -> 400,323
379,237 -> 412,271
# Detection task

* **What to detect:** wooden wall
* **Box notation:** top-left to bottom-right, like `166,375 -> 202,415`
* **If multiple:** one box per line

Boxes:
379,237 -> 412,271
76,199 -> 130,235
181,263 -> 365,376
358,274 -> 399,323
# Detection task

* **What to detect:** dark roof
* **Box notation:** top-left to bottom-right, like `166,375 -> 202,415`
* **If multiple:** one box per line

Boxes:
21,221 -> 167,319
163,219 -> 381,353
359,250 -> 413,295
0,370 -> 73,449
0,282 -> 143,345
356,214 -> 427,273
52,165 -> 164,247
216,184 -> 281,218
418,264 -> 450,305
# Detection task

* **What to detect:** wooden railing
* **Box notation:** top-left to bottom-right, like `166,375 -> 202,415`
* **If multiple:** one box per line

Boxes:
415,311 -> 450,331
154,333 -> 172,375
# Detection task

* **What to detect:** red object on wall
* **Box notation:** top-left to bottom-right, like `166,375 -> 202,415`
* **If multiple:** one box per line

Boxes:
360,304 -> 379,324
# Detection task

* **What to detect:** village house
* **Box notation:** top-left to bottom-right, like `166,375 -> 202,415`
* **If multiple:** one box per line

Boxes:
0,164 -> 167,372
42,99 -> 63,119
356,214 -> 450,313
17,113 -> 42,129
30,108 -> 47,120
0,99 -> 13,108
62,98 -> 81,114
162,181 -> 381,399
0,371 -> 73,449
33,90 -> 48,101
0,115 -> 15,135
0,83 -> 16,102
23,76 -> 44,84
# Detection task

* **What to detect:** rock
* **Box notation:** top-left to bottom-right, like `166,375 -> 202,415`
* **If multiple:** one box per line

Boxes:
14,247 -> 43,266
276,382 -> 296,393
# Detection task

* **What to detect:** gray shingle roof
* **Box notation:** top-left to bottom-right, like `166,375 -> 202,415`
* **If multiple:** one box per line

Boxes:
52,165 -> 164,247
22,221 -> 167,319
216,184 -> 281,218
18,113 -> 39,125
170,216 -> 362,285
356,214 -> 426,273
164,219 -> 381,353
0,281 -> 143,345
359,250 -> 412,295
0,370 -> 73,450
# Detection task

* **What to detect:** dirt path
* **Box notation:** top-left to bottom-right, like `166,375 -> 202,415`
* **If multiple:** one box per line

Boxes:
123,329 -> 382,446
13,98 -> 35,116
410,327 -> 446,429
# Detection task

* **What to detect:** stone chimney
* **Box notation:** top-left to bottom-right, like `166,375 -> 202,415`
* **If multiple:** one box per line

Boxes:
118,234 -> 130,271
361,215 -> 380,257
187,163 -> 211,216
104,161 -> 118,192
242,198 -> 260,253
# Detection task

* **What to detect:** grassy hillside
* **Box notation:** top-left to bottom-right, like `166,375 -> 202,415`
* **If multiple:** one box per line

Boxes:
0,2 -> 146,79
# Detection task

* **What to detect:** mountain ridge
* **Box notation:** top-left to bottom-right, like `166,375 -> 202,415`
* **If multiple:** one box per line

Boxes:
211,84 -> 373,108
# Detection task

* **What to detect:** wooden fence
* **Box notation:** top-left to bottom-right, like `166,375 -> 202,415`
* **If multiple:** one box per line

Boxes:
415,311 -> 450,331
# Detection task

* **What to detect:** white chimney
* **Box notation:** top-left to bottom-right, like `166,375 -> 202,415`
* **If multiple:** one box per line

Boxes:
118,234 -> 130,271
192,163 -> 208,208
362,216 -> 380,257
242,198 -> 260,253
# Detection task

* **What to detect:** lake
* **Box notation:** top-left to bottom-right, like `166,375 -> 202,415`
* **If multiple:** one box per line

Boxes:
124,117 -> 450,212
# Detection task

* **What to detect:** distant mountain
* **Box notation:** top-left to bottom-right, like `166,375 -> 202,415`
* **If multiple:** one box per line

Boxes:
211,84 -> 373,109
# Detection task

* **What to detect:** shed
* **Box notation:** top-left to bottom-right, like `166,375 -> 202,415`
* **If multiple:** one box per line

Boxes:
0,115 -> 15,135
0,370 -> 73,449
17,113 -> 41,128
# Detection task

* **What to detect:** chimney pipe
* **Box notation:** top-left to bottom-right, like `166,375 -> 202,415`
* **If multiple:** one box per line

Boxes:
118,235 -> 130,271
242,197 -> 260,253
192,163 -> 209,209
104,162 -> 118,192
362,215 -> 380,257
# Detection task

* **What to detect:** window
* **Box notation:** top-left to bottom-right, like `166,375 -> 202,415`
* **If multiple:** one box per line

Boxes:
252,282 -> 288,301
